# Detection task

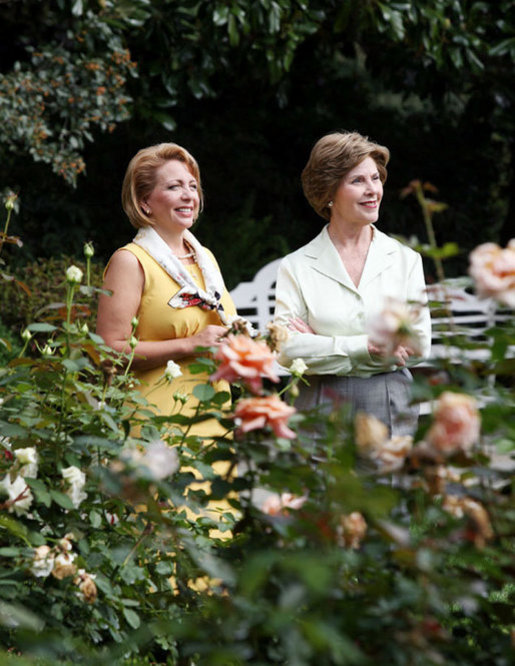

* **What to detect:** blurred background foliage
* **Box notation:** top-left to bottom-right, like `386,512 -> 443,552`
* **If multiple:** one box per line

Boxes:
0,0 -> 514,289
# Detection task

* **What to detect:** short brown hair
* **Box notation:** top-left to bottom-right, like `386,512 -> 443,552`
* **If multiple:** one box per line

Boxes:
301,131 -> 390,221
121,142 -> 203,229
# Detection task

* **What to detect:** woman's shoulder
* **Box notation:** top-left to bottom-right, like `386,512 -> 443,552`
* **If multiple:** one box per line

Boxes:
279,226 -> 328,267
375,228 -> 421,260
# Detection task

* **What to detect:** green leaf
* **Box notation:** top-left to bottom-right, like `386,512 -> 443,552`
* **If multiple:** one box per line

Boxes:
27,323 -> 57,333
89,510 -> 102,528
193,384 -> 216,402
0,547 -> 22,556
26,478 -> 51,507
211,390 -> 231,405
50,490 -> 75,510
0,514 -> 29,541
123,607 -> 141,629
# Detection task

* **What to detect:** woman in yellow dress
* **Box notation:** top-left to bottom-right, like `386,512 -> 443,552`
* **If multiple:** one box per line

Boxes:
96,143 -> 237,547
96,142 -> 236,430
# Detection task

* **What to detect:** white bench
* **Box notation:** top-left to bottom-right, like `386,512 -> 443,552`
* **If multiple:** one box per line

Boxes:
230,259 -> 511,416
229,258 -> 506,366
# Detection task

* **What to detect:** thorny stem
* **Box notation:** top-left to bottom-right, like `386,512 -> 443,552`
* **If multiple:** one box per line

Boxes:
413,182 -> 446,285
0,206 -> 13,257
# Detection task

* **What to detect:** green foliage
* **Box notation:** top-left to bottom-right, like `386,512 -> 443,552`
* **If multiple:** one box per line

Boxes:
0,10 -> 136,187
0,256 -> 104,336
0,320 -> 22,365
0,213 -> 514,664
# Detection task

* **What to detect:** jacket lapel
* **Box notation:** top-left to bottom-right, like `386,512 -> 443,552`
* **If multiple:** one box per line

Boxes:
303,225 -> 399,292
303,226 -> 358,293
359,228 -> 398,288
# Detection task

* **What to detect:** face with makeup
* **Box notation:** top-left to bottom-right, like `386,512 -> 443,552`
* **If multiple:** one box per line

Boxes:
330,156 -> 383,227
142,159 -> 200,232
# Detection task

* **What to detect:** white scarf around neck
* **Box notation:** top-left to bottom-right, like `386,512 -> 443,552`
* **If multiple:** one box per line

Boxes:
133,226 -> 228,324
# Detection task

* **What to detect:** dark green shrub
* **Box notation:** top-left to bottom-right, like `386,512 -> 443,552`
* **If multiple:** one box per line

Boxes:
0,318 -> 22,364
0,256 -> 104,335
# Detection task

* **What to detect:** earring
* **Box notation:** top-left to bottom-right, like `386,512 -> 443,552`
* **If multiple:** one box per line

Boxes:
328,201 -> 333,208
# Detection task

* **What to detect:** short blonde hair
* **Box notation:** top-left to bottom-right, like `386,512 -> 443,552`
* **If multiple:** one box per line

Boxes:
301,131 -> 390,221
121,142 -> 203,229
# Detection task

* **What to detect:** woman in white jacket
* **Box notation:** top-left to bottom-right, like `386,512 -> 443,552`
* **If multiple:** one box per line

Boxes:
274,131 -> 431,436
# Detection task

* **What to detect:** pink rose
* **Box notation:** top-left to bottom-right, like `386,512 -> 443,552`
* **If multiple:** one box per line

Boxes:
427,392 -> 480,456
261,492 -> 307,516
211,334 -> 280,394
367,297 -> 423,357
468,239 -> 515,307
234,394 -> 296,439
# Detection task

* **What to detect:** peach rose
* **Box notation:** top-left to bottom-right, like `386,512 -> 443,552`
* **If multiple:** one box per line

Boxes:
211,334 -> 280,394
74,569 -> 98,603
442,495 -> 493,547
426,392 -> 480,456
355,412 -> 412,472
468,239 -> 515,307
338,512 -> 367,549
234,394 -> 296,439
261,492 -> 307,516
373,435 -> 413,472
355,412 -> 389,453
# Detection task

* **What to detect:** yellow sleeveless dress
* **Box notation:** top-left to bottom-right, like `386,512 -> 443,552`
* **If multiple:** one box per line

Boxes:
120,242 -> 237,434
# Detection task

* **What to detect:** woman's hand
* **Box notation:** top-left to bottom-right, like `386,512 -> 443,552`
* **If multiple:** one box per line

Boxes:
368,342 -> 415,366
288,317 -> 315,334
189,325 -> 228,351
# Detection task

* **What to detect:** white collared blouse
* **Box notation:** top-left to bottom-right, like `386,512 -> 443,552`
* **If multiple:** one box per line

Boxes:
274,225 -> 432,377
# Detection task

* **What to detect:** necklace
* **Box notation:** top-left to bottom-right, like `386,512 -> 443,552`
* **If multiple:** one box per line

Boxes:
175,241 -> 196,260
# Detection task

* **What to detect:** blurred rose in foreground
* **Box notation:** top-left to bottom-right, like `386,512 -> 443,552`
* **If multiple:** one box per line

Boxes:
138,440 -> 179,480
261,492 -> 307,516
442,495 -> 493,548
234,394 -> 296,439
367,297 -> 423,357
211,334 -> 279,394
355,412 -> 413,473
468,239 -> 515,307
338,512 -> 367,549
426,392 -> 480,456
266,322 -> 290,353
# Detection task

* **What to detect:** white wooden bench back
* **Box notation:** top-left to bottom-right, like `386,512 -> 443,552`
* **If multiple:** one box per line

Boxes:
230,258 -> 282,333
229,258 -> 503,358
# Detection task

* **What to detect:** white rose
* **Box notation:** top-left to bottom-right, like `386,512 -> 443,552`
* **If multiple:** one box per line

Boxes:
61,466 -> 87,508
164,360 -> 183,382
61,466 -> 85,486
66,265 -> 83,284
52,551 -> 77,580
139,440 -> 179,480
1,475 -> 33,515
14,447 -> 37,465
367,297 -> 422,357
289,358 -> 308,377
14,447 -> 38,479
30,545 -> 55,578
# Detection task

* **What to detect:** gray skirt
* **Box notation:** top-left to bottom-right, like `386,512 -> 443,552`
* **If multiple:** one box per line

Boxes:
295,368 -> 418,437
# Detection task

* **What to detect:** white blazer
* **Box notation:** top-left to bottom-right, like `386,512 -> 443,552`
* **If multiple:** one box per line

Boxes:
274,224 -> 432,377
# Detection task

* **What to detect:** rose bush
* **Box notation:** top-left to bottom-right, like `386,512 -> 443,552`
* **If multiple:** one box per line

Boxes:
0,201 -> 513,665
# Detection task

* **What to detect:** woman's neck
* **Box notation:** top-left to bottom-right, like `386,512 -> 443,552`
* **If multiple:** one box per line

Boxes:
153,226 -> 189,256
328,221 -> 373,251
